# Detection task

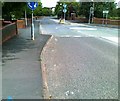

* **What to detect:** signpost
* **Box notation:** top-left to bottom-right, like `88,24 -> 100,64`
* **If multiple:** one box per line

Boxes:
63,4 -> 67,23
102,10 -> 109,25
88,7 -> 94,24
27,2 -> 38,40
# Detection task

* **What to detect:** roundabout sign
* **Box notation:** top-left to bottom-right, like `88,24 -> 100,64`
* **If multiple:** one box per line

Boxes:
27,2 -> 38,10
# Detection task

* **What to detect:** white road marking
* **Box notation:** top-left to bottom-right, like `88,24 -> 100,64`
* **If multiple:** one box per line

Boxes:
70,27 -> 97,30
55,38 -> 58,41
60,35 -> 82,38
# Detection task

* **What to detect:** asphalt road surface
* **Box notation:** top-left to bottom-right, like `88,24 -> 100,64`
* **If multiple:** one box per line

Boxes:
40,17 -> 118,99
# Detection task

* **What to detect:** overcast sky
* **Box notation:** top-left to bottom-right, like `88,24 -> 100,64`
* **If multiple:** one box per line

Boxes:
41,0 -> 120,7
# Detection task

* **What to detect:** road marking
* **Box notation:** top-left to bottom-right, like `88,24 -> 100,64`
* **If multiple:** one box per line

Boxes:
55,38 -> 58,41
101,37 -> 118,43
73,36 -> 82,37
70,27 -> 97,30
60,35 -> 82,37
50,19 -> 59,23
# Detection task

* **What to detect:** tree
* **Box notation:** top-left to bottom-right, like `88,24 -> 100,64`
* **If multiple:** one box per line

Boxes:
55,1 -> 80,19
2,2 -> 26,20
79,1 -> 117,19
33,2 -> 42,16
42,7 -> 52,16
2,2 -> 43,20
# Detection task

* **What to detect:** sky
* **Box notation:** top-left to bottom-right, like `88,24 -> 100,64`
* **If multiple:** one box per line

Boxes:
41,0 -> 120,7
41,0 -> 59,7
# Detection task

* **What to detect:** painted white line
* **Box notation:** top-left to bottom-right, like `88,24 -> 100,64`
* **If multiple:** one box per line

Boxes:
50,19 -> 59,23
60,35 -> 82,38
70,27 -> 97,30
55,38 -> 58,41
101,37 -> 118,43
73,36 -> 82,37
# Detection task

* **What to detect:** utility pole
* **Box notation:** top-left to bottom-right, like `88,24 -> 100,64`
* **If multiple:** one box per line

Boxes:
25,9 -> 27,27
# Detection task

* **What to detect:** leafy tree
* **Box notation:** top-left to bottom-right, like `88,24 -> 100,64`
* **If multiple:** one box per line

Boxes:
55,1 -> 80,19
79,2 -> 117,19
33,2 -> 42,16
2,2 -> 43,20
2,2 -> 26,20
42,7 -> 52,16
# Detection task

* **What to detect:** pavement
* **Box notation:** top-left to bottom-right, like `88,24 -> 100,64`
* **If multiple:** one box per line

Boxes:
2,20 -> 51,99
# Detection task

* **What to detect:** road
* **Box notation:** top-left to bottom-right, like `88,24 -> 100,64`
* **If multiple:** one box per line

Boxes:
40,17 -> 118,99
40,17 -> 118,44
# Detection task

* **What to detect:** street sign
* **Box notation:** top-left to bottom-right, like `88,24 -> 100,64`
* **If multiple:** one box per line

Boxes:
27,2 -> 38,10
90,7 -> 94,14
63,9 -> 67,13
103,10 -> 109,14
63,4 -> 67,8
27,2 -> 38,40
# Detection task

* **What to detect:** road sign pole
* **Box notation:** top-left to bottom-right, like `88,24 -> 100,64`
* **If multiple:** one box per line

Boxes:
27,2 -> 38,40
31,10 -> 34,40
64,12 -> 65,23
88,9 -> 91,24
63,4 -> 67,23
106,13 -> 108,25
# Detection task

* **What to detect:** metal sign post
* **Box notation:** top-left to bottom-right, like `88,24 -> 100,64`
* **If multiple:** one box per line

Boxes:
63,4 -> 67,23
25,9 -> 27,27
102,10 -> 109,25
88,7 -> 94,24
31,10 -> 34,40
27,2 -> 38,40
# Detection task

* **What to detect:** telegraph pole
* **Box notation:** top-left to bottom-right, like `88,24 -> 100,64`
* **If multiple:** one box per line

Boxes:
25,9 -> 27,27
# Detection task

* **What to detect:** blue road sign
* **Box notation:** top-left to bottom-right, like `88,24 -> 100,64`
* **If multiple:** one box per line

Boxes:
27,2 -> 38,10
63,9 -> 67,13
63,4 -> 67,8
7,96 -> 13,101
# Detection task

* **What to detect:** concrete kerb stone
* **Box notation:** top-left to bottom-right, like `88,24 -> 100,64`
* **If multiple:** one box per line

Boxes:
40,35 -> 54,99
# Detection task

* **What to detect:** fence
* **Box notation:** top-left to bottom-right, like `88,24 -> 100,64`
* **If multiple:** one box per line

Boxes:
93,18 -> 120,25
0,22 -> 18,44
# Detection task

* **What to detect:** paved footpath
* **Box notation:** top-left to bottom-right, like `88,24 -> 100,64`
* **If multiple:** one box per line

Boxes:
2,20 -> 51,99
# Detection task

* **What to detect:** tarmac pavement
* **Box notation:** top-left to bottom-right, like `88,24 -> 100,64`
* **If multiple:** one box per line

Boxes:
2,20 -> 51,99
